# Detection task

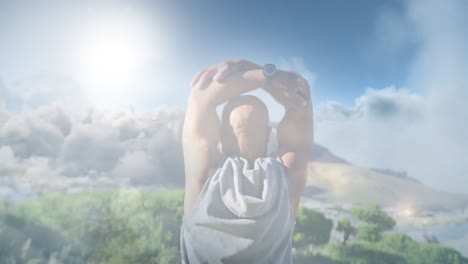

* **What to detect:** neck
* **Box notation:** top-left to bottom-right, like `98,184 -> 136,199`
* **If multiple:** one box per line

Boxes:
221,137 -> 267,163
237,138 -> 266,164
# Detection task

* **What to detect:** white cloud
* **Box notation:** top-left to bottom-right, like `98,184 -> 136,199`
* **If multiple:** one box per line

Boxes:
0,177 -> 34,204
61,121 -> 123,176
317,87 -> 418,167
0,102 -> 186,201
0,105 -> 67,158
316,0 -> 468,194
0,146 -> 22,176
0,82 -> 11,123
0,103 -> 7,125
406,1 -> 468,95
112,150 -> 163,185
6,74 -> 87,109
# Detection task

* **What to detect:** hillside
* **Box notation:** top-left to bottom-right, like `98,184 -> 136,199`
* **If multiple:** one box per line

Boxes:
307,144 -> 468,212
305,162 -> 468,212
304,145 -> 468,257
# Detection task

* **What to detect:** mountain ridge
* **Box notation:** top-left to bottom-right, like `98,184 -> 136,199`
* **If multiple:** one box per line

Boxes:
307,143 -> 468,211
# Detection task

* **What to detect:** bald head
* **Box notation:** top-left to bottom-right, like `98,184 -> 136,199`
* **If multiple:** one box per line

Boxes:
220,95 -> 271,162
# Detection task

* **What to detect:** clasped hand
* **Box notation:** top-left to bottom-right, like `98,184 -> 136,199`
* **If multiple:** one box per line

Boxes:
191,59 -> 311,110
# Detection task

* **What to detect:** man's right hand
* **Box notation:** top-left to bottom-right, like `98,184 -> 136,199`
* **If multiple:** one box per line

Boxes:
189,59 -> 265,107
263,70 -> 311,111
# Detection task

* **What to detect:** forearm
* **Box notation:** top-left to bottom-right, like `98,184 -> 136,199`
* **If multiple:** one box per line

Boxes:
277,106 -> 314,153
191,69 -> 265,108
275,70 -> 314,153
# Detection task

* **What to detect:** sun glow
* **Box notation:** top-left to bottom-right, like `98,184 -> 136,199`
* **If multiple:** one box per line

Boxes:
398,203 -> 415,217
403,208 -> 414,217
73,10 -> 161,108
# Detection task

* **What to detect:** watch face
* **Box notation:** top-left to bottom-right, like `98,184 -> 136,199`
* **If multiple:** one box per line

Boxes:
263,64 -> 277,77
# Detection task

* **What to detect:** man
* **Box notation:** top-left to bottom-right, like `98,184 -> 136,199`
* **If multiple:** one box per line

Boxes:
181,59 -> 313,264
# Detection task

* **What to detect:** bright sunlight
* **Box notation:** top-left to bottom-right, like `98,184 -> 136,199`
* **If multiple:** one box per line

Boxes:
73,10 -> 160,108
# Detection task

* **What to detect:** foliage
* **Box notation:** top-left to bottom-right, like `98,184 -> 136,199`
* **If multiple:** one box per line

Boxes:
336,217 -> 356,245
377,233 -> 468,264
1,193 -> 468,264
351,203 -> 396,243
325,242 -> 407,264
378,233 -> 422,263
0,212 -> 84,263
356,224 -> 383,242
293,206 -> 333,247
351,203 -> 396,231
1,190 -> 334,263
294,250 -> 343,264
324,204 -> 468,264
324,220 -> 468,264
1,189 -> 184,263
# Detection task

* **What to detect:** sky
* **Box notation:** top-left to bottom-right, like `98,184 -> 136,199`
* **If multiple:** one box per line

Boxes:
0,0 -> 410,110
0,0 -> 467,194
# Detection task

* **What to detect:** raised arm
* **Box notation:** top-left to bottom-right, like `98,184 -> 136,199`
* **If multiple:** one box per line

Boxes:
182,59 -> 265,216
263,71 -> 314,216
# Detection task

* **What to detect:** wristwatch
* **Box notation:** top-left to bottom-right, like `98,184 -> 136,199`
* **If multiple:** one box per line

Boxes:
262,64 -> 277,89
263,64 -> 277,79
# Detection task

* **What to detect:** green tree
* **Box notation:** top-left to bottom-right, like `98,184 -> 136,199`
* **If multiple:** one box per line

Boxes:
325,242 -> 407,264
336,217 -> 356,246
351,204 -> 396,231
356,224 -> 383,242
351,203 -> 396,242
10,189 -> 185,264
378,233 -> 468,264
425,244 -> 468,264
293,206 -> 333,248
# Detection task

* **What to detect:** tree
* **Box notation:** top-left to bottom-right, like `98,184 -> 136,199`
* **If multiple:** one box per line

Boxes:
378,233 -> 468,264
293,206 -> 333,248
336,218 -> 356,246
351,204 -> 396,231
351,204 -> 396,242
324,242 -> 407,264
425,244 -> 468,264
356,224 -> 383,242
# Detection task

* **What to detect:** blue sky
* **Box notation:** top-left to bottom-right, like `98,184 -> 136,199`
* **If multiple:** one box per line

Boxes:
159,0 -> 411,103
1,0 -> 468,193
0,0 -> 412,110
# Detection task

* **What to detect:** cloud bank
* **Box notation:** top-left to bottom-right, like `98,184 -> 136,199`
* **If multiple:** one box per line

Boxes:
315,0 -> 468,193
0,101 -> 185,201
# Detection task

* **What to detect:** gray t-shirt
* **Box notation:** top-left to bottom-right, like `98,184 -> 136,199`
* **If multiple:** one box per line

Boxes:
180,156 -> 296,264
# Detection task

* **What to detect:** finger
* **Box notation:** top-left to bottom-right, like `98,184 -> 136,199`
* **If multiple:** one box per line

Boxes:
197,67 -> 217,90
213,63 -> 239,82
285,91 -> 306,109
237,59 -> 261,71
212,63 -> 229,82
296,77 -> 311,98
191,69 -> 207,88
273,71 -> 288,90
295,90 -> 310,107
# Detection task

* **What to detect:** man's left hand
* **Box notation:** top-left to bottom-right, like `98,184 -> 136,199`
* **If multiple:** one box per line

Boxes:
191,59 -> 262,91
